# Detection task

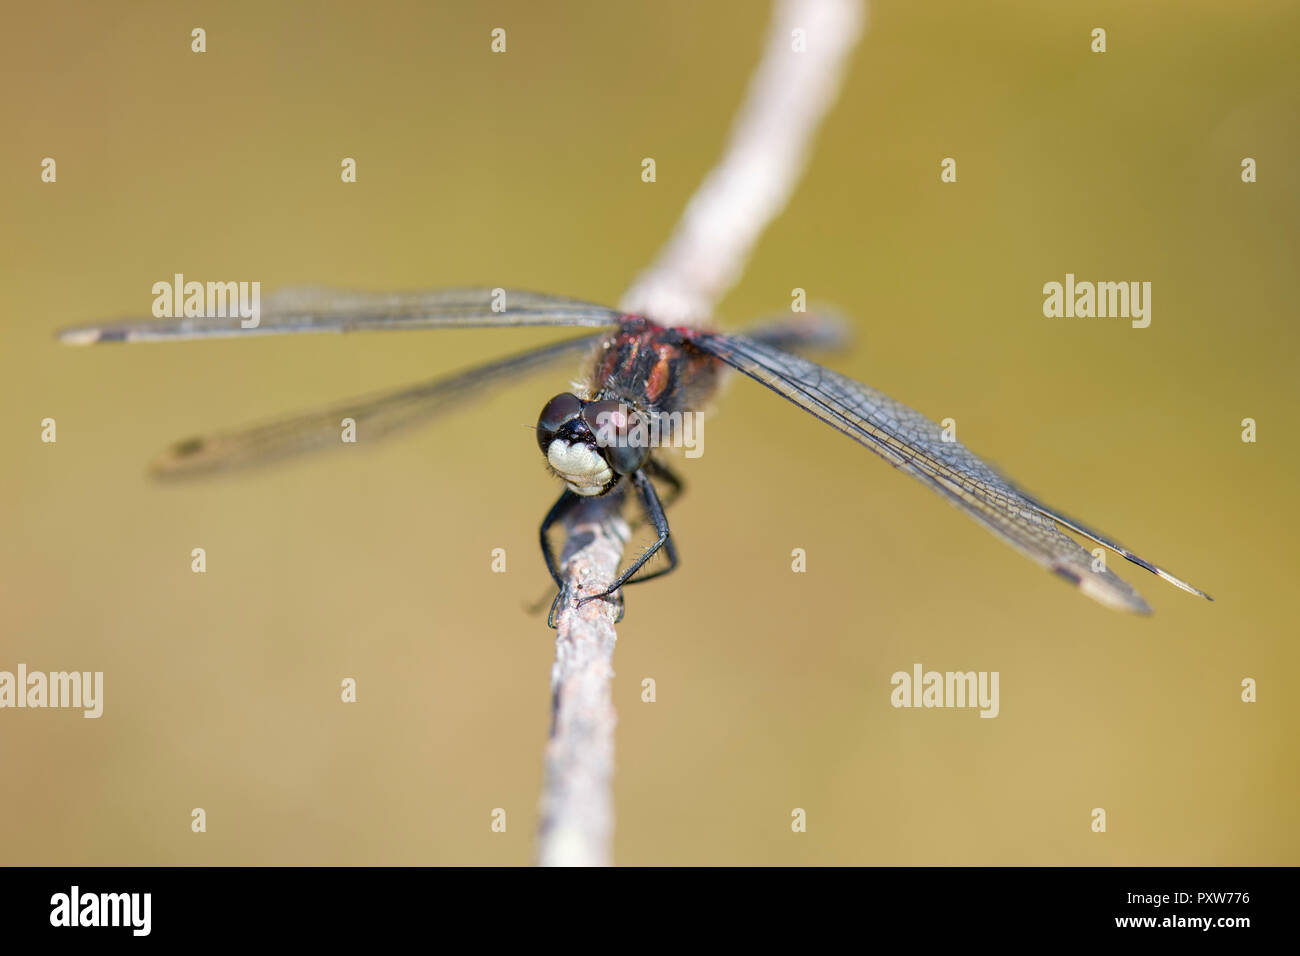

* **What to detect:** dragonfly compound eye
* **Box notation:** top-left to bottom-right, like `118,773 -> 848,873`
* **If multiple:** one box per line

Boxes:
536,392 -> 584,454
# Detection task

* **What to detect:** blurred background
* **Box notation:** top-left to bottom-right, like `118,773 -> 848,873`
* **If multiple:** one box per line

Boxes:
1,0 -> 1296,865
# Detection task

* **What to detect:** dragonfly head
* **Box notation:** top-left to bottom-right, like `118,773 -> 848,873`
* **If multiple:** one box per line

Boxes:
537,393 -> 650,496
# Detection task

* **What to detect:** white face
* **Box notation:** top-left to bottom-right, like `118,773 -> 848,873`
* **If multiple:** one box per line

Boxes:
546,439 -> 613,496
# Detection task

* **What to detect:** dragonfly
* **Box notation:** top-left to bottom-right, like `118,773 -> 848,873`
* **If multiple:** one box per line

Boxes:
59,286 -> 1212,622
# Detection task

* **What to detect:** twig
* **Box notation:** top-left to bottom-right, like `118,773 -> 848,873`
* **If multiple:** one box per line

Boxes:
536,0 -> 866,867
536,494 -> 629,867
620,0 -> 866,326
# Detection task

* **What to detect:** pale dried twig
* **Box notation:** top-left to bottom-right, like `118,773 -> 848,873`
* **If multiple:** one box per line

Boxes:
537,0 -> 866,867
536,494 -> 629,867
620,0 -> 866,326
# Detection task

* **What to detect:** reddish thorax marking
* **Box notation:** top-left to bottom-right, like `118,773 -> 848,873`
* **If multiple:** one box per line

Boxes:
590,318 -> 721,417
645,347 -> 673,404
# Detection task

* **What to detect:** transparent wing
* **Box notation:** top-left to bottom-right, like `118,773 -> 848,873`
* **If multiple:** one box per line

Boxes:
149,334 -> 602,477
59,287 -> 624,344
740,310 -> 851,353
692,331 -> 1212,612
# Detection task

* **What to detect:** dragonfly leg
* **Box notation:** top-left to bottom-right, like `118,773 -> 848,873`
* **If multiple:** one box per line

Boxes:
644,456 -> 685,510
577,468 -> 678,609
543,486 -> 631,628
549,587 -> 623,628
539,489 -> 580,590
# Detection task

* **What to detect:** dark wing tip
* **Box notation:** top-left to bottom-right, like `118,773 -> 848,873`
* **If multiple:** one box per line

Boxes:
1053,563 -> 1153,614
1126,553 -> 1214,603
1028,500 -> 1214,605
148,436 -> 211,479
59,326 -> 111,345
61,324 -> 134,344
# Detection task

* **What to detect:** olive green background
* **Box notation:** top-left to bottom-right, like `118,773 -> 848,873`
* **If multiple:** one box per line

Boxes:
1,0 -> 1295,865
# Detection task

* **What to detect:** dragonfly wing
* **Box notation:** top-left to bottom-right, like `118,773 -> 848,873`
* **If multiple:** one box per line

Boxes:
59,287 -> 624,344
741,310 -> 851,353
692,331 -> 1211,612
150,333 -> 603,477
